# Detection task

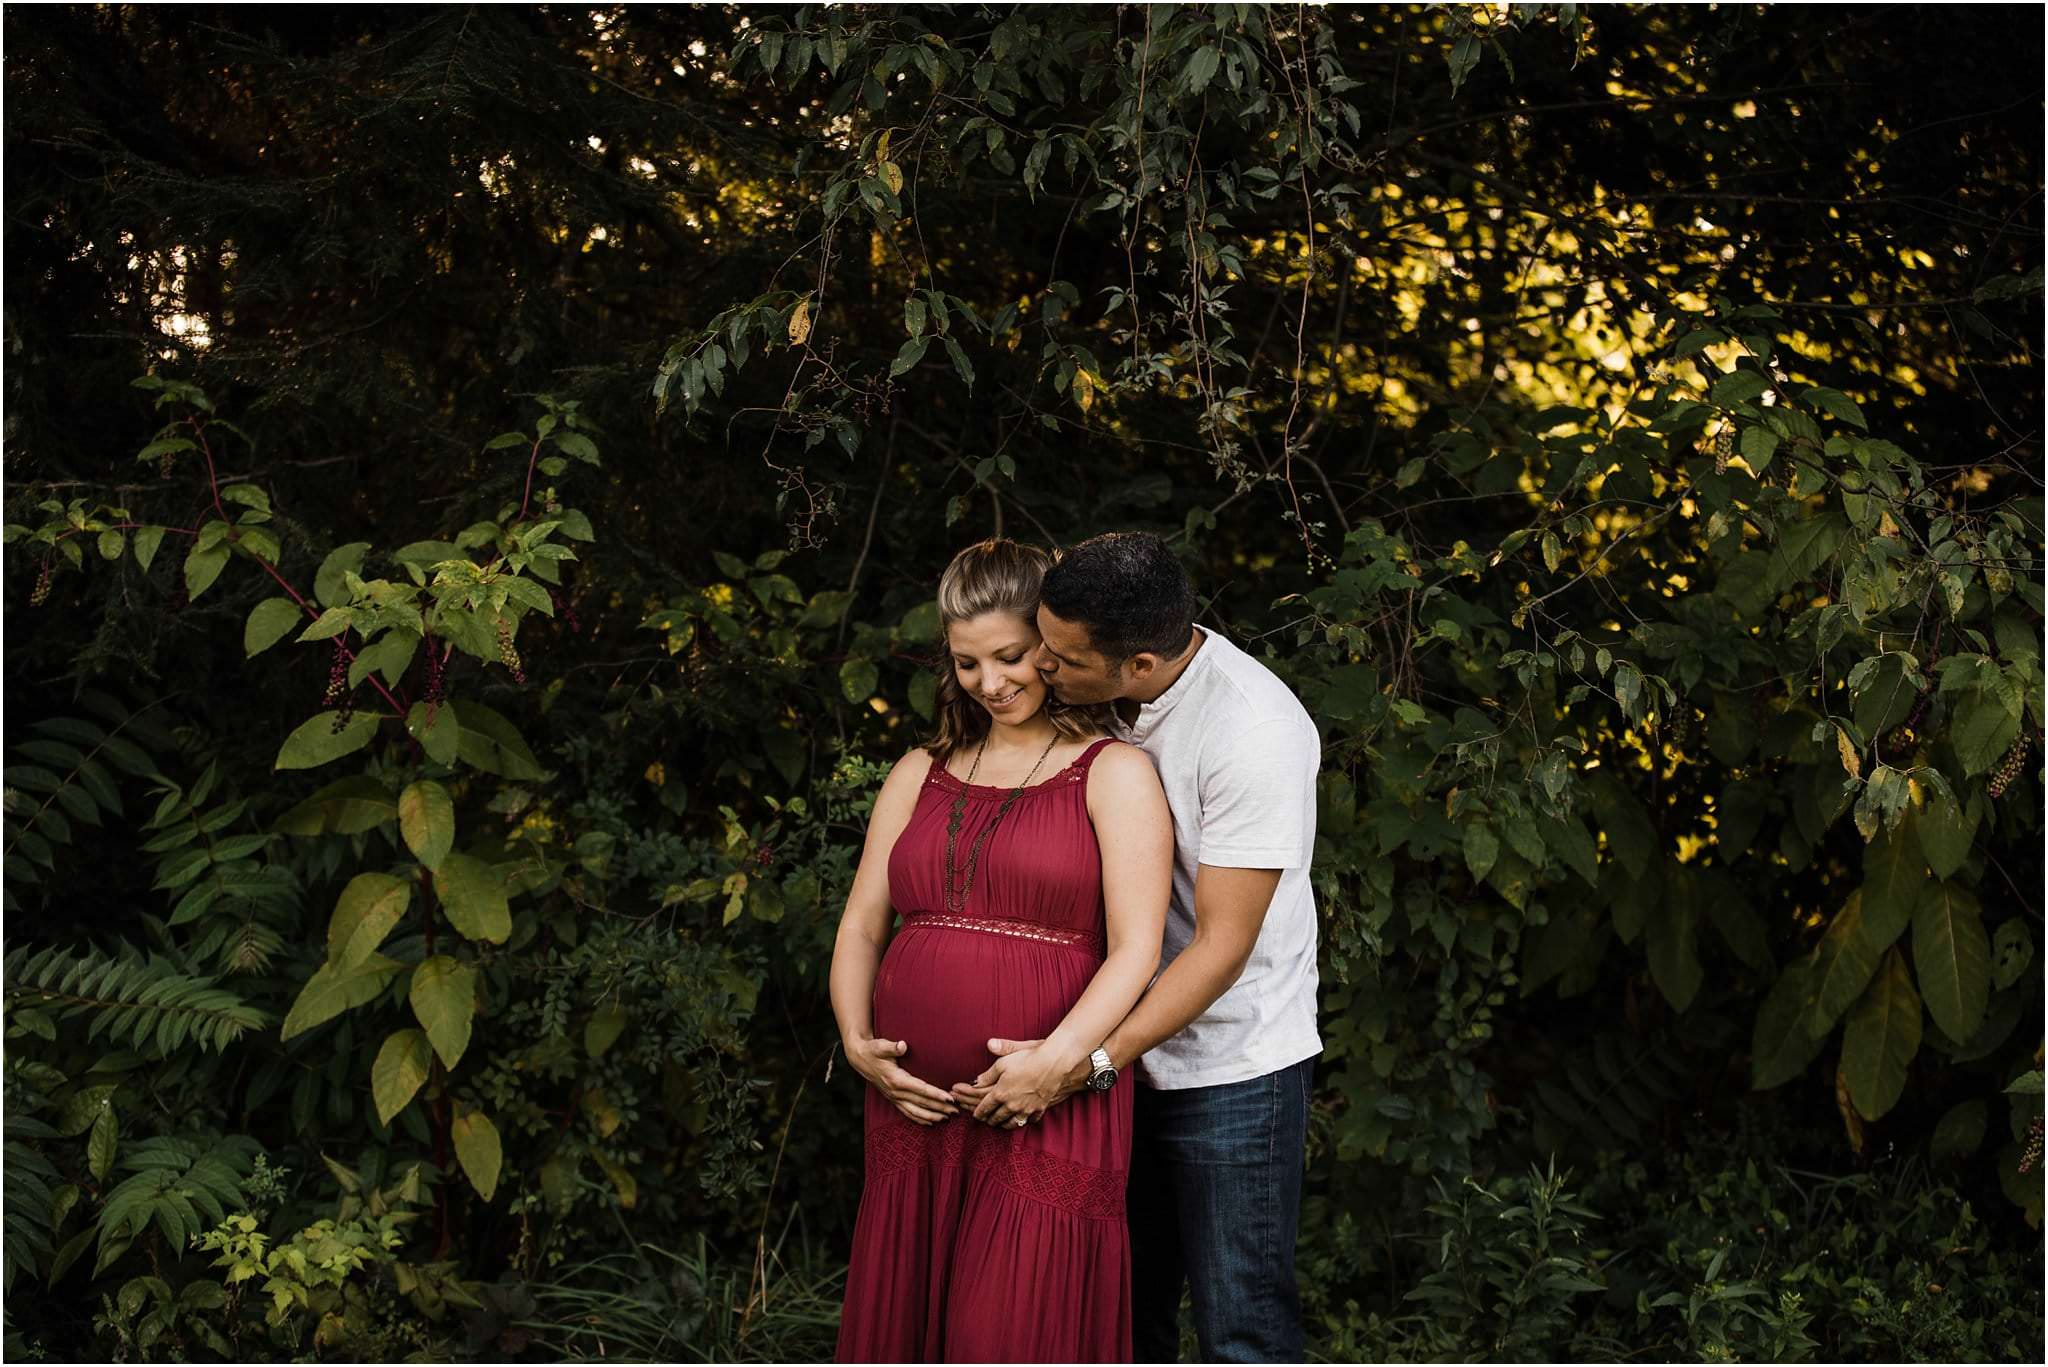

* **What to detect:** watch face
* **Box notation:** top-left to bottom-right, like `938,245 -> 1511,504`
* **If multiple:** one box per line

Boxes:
1087,1071 -> 1115,1092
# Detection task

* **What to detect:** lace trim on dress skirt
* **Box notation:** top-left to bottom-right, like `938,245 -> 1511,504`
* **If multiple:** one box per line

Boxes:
865,1113 -> 1126,1221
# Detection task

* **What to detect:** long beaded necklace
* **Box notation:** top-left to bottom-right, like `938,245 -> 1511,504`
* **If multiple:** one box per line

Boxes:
942,729 -> 1060,915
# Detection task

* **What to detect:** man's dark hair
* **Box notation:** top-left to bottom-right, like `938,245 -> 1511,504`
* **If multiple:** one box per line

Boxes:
1040,532 -> 1197,664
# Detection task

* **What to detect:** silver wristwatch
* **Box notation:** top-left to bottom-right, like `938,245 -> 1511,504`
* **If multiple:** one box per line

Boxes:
1085,1046 -> 1118,1092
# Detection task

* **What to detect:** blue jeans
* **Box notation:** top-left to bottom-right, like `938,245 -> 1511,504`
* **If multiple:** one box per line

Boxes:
1128,1057 -> 1314,1363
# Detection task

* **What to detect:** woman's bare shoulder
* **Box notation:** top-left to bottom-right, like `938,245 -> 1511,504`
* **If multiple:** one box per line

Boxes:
887,746 -> 937,786
1086,739 -> 1162,794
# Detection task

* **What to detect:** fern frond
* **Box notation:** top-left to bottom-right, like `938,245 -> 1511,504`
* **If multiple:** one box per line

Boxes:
96,1134 -> 260,1260
3,1114 -> 64,1294
3,944 -> 272,1056
4,696 -> 172,911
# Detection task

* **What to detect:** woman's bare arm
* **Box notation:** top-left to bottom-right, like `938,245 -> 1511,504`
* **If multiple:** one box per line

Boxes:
828,747 -> 960,1124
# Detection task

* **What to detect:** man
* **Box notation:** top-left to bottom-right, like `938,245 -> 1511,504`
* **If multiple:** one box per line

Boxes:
952,531 -> 1323,1363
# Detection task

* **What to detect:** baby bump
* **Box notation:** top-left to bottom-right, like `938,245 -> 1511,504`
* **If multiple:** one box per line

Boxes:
872,924 -> 1100,1090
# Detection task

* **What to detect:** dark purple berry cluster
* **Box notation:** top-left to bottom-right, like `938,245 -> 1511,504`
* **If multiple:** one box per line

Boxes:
324,637 -> 357,733
421,635 -> 448,730
1988,732 -> 2033,800
495,617 -> 526,685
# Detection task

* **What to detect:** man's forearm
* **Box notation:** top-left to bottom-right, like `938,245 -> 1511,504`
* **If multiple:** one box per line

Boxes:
1100,932 -> 1249,1073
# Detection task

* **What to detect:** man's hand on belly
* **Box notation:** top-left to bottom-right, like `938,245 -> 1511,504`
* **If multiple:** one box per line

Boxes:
950,1037 -> 1089,1124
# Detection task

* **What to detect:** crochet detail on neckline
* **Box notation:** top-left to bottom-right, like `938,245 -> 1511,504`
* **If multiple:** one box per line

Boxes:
926,738 -> 1112,797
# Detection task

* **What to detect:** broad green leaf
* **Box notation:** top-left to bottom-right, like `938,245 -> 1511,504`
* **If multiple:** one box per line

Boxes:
898,600 -> 942,643
584,1005 -> 630,1059
409,956 -> 476,1069
1739,426 -> 1779,472
183,543 -> 230,601
1710,369 -> 1768,407
1751,959 -> 1827,1090
888,336 -> 929,377
88,1106 -> 118,1182
1992,919 -> 2032,991
1859,826 -> 1926,948
327,872 -> 412,968
554,431 -> 599,464
272,776 -> 397,835
909,671 -> 938,720
371,1029 -> 432,1126
314,542 -> 371,609
1841,949 -> 1921,1120
1913,881 -> 1990,1042
451,1106 -> 502,1201
1851,655 -> 1918,740
295,606 -> 353,643
406,702 -> 461,767
244,597 -> 304,657
1713,778 -> 1768,863
1645,865 -> 1703,1011
840,657 -> 879,704
942,336 -> 974,389
449,701 -> 543,780
1801,386 -> 1868,430
274,711 -> 381,771
1588,777 -> 1657,881
1930,1099 -> 1987,1159
280,955 -> 401,1041
1908,788 -> 1976,878
593,1151 -> 637,1207
1520,904 -> 1597,999
351,629 -> 420,690
433,852 -> 512,944
392,539 -> 463,568
1702,875 -> 1772,973
1536,813 -> 1599,887
132,525 -> 165,573
1462,822 -> 1498,882
1806,891 -> 1887,1038
1952,688 -> 2021,777
399,780 -> 455,871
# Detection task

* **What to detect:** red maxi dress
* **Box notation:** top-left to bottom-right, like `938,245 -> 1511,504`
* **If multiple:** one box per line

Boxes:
836,735 -> 1133,1363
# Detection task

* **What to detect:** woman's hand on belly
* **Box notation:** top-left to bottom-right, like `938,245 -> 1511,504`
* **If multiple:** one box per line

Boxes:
952,1039 -> 1085,1128
845,1035 -> 960,1126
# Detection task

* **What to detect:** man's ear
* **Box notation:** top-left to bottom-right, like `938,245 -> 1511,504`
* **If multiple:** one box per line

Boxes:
1123,652 -> 1159,684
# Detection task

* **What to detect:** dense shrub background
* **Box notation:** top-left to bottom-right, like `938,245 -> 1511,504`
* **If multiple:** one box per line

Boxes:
4,5 -> 2041,1360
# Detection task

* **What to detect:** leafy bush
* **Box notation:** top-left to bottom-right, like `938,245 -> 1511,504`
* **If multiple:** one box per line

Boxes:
2,3 -> 2039,1361
1302,1137 -> 2042,1363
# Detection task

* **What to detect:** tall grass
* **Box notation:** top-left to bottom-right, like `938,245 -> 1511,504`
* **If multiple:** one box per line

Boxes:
515,1214 -> 845,1363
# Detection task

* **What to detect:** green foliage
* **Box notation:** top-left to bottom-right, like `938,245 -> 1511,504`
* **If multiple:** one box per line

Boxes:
4,944 -> 271,1056
1305,1141 -> 2042,1362
1,3 -> 2039,1360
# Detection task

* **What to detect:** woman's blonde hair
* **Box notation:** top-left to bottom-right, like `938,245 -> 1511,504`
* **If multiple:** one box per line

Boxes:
924,538 -> 1114,761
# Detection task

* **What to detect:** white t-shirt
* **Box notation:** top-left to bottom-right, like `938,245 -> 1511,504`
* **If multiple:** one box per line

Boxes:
1110,626 -> 1323,1090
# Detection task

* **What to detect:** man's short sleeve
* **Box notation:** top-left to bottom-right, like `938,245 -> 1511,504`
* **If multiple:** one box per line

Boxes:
1196,717 -> 1316,868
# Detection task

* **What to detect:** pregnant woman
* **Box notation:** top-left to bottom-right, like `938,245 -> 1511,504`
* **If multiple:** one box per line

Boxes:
830,537 -> 1172,1363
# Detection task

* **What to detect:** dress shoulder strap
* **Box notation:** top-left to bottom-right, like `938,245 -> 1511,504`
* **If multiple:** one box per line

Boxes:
1073,735 -> 1122,774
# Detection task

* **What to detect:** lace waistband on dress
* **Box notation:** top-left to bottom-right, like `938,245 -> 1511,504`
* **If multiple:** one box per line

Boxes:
900,911 -> 1104,953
